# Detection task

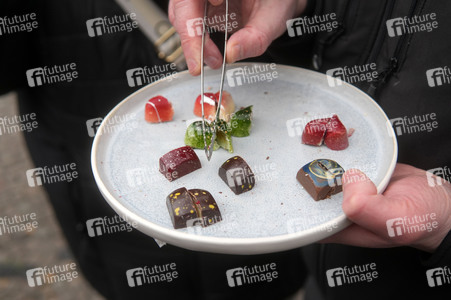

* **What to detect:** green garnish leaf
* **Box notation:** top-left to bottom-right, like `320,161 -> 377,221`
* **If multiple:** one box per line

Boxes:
231,105 -> 253,137
184,121 -> 219,150
215,120 -> 233,153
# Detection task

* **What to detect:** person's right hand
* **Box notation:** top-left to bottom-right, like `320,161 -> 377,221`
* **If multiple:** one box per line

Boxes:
169,0 -> 308,75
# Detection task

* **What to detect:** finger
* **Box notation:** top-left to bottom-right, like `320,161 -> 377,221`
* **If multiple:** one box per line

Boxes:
391,163 -> 423,179
168,0 -> 176,25
226,2 -> 293,63
171,0 -> 223,75
342,169 -> 424,243
341,169 -> 398,238
181,34 -> 223,75
319,224 -> 395,248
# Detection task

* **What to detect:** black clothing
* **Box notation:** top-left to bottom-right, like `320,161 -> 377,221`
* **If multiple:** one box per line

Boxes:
1,0 -> 305,299
2,0 -> 451,299
263,0 -> 451,299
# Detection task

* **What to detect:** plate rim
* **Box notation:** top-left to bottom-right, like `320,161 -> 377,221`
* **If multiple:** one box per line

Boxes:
91,62 -> 398,254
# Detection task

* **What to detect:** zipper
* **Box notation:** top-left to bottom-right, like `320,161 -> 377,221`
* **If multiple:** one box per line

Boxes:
312,0 -> 350,70
368,0 -> 420,97
312,24 -> 345,70
366,0 -> 396,65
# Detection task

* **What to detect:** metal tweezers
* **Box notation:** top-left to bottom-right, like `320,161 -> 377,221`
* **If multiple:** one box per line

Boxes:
200,0 -> 229,161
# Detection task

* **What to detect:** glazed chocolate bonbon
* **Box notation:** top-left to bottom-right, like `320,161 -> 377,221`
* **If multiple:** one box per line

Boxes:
296,159 -> 345,201
166,188 -> 222,229
159,146 -> 201,182
166,187 -> 199,229
189,189 -> 222,226
218,156 -> 255,195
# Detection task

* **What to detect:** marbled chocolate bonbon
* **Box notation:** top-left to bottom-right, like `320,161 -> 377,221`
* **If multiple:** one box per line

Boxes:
159,146 -> 201,181
296,159 -> 345,201
218,156 -> 255,195
166,188 -> 222,229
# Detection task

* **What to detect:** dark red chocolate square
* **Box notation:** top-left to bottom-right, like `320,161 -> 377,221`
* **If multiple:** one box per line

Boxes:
159,146 -> 201,181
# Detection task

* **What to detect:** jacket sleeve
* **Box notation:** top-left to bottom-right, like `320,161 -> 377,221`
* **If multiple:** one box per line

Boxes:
0,0 -> 38,95
420,230 -> 451,268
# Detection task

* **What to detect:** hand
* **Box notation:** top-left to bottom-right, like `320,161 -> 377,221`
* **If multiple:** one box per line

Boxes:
169,0 -> 308,75
321,163 -> 451,253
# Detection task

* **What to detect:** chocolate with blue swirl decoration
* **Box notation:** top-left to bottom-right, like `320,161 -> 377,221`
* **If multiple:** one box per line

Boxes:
296,159 -> 345,201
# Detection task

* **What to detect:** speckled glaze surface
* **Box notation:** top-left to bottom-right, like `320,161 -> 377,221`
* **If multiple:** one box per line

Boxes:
91,63 -> 397,254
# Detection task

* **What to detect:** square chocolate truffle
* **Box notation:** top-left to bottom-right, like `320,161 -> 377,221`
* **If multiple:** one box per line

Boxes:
189,189 -> 222,227
166,187 -> 198,229
296,159 -> 345,201
218,156 -> 255,195
159,146 -> 201,181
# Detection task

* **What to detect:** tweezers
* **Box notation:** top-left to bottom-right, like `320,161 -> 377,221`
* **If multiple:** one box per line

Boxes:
200,0 -> 229,161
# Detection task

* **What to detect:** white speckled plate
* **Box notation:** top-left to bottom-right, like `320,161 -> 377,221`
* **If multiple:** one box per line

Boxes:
91,63 -> 397,254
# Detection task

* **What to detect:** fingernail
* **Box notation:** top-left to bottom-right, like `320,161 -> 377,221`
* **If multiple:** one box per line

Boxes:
209,0 -> 223,6
205,55 -> 220,68
187,58 -> 198,73
231,45 -> 242,62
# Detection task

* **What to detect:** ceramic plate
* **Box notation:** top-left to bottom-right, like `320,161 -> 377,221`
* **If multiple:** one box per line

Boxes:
91,63 -> 397,254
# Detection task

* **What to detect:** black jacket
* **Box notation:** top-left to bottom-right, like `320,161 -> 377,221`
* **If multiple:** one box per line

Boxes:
0,1 -> 305,300
1,0 -> 450,299
263,0 -> 451,299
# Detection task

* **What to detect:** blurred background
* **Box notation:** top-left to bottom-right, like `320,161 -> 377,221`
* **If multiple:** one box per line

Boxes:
0,92 -> 103,300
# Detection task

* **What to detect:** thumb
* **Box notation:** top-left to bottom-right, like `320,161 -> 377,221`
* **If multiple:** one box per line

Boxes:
342,169 -> 396,237
226,3 -> 291,63
170,0 -> 223,75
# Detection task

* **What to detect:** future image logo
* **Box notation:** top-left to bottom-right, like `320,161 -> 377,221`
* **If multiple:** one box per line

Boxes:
426,167 -> 450,187
126,64 -> 178,87
326,68 -> 345,87
86,118 -> 103,137
186,18 -> 203,37
386,213 -> 438,237
326,268 -> 345,287
326,64 -> 378,87
226,64 -> 278,87
0,213 -> 38,236
387,113 -> 439,137
386,18 -> 406,37
386,14 -> 438,37
186,13 -> 238,37
26,63 -> 78,87
25,163 -> 79,187
286,13 -> 338,37
0,113 -> 38,136
86,113 -> 137,138
26,168 -> 44,187
26,68 -> 45,87
26,263 -> 78,287
0,13 -> 38,36
226,68 -> 245,87
86,215 -> 137,237
426,267 -> 451,287
326,264 -> 378,287
26,268 -> 45,287
226,268 -> 245,287
225,263 -> 278,287
226,167 -> 255,189
86,14 -> 138,37
126,264 -> 179,287
426,67 -> 451,87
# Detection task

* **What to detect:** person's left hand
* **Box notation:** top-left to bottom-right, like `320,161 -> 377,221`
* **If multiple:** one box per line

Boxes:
321,163 -> 451,253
